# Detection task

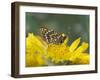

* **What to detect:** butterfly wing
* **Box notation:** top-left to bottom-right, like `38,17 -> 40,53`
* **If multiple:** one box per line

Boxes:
39,27 -> 67,44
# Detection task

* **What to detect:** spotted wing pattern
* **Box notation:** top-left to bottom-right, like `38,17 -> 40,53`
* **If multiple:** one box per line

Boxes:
39,27 -> 67,44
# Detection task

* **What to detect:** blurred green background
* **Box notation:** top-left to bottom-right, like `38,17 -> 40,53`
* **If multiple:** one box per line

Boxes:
26,12 -> 89,46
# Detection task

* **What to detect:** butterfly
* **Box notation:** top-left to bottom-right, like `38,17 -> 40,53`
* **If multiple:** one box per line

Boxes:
39,26 -> 67,44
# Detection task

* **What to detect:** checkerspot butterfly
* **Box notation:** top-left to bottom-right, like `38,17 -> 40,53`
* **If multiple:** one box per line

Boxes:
39,26 -> 67,44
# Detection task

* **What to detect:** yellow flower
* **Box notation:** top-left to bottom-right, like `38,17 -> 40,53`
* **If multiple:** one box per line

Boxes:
46,38 -> 89,64
26,33 -> 47,67
26,32 -> 90,66
46,38 -> 71,63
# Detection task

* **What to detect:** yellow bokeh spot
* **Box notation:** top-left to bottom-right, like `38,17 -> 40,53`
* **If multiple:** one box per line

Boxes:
26,33 -> 47,67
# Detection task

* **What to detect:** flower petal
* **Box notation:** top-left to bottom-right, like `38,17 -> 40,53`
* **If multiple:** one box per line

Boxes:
74,42 -> 88,53
70,53 -> 90,64
62,37 -> 69,45
27,33 -> 46,49
69,38 -> 80,52
26,33 -> 46,67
